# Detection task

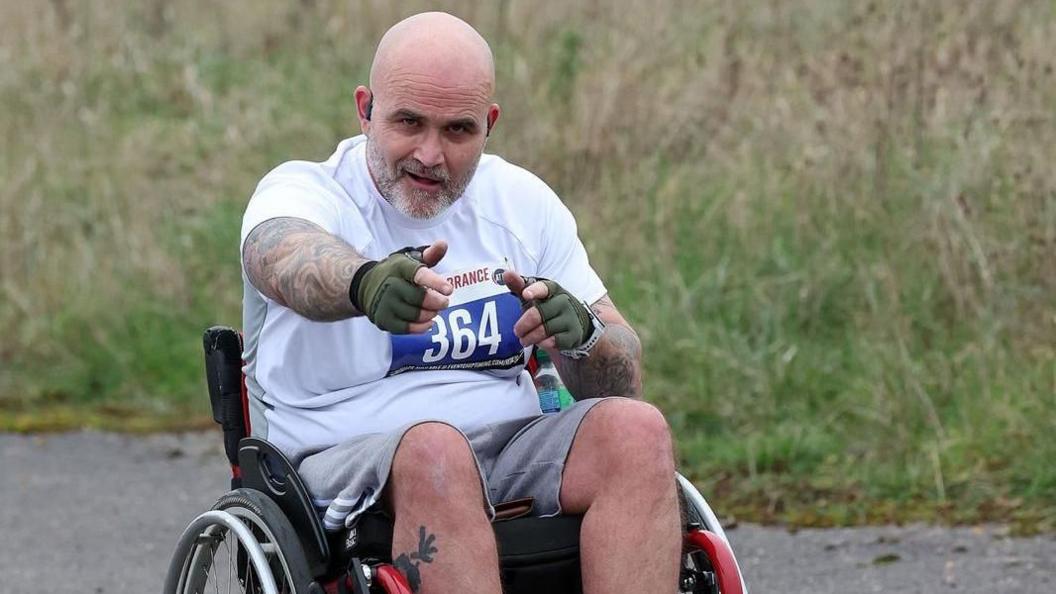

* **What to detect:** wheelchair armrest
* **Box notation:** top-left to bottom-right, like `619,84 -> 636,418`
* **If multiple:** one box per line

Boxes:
238,437 -> 331,575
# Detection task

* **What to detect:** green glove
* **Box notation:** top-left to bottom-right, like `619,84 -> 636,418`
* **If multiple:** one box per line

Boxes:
350,247 -> 427,334
519,277 -> 593,351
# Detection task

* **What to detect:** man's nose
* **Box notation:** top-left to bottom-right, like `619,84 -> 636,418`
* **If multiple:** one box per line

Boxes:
413,129 -> 445,168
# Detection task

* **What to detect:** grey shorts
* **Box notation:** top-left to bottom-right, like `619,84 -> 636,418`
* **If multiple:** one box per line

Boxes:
296,398 -> 610,531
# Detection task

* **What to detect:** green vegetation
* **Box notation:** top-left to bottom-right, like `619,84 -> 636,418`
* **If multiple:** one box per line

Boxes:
2,0 -> 1054,530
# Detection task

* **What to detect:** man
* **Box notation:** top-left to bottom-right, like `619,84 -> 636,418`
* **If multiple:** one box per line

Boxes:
239,12 -> 680,594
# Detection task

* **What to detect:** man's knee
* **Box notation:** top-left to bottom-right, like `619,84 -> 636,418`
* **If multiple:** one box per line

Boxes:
562,399 -> 678,512
582,399 -> 675,475
389,422 -> 484,506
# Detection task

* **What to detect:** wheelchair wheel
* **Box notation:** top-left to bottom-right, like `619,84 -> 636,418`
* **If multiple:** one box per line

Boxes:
164,488 -> 313,594
677,475 -> 748,594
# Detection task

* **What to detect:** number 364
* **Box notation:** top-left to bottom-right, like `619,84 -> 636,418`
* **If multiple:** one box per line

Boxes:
422,301 -> 503,362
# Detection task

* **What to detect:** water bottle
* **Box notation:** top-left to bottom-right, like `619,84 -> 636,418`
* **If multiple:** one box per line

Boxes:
534,349 -> 574,413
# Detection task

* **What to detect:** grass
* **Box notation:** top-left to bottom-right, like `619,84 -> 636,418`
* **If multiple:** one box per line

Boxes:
2,0 -> 1055,531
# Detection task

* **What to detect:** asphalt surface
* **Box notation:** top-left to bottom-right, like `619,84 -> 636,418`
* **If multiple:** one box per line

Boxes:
1,431 -> 1053,593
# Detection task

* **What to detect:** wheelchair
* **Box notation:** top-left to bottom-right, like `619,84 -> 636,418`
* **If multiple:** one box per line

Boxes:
164,326 -> 748,594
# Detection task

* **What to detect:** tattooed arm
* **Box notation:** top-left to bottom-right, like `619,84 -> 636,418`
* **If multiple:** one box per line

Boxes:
242,217 -> 369,321
552,296 -> 644,400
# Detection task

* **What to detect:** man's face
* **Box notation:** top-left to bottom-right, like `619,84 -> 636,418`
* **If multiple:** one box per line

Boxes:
363,84 -> 496,219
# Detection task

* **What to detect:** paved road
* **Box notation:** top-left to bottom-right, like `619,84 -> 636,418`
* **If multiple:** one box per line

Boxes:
2,431 -> 1053,593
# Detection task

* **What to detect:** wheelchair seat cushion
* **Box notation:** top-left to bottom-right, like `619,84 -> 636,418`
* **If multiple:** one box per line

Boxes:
493,514 -> 582,565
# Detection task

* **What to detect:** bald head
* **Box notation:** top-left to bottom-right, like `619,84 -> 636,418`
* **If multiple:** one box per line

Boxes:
356,13 -> 501,220
369,12 -> 495,101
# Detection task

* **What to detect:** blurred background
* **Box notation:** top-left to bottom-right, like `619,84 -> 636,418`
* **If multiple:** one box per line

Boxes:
1,0 -> 1053,530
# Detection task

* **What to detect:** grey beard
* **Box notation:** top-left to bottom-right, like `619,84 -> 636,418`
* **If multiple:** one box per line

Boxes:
366,139 -> 478,220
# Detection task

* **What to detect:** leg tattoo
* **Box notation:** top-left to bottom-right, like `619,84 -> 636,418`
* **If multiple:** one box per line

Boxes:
393,525 -> 440,592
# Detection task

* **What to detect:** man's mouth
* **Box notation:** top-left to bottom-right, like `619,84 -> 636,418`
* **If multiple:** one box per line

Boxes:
405,170 -> 443,189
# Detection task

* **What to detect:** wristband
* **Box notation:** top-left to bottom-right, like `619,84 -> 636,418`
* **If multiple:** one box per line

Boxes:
348,261 -> 379,312
559,302 -> 606,359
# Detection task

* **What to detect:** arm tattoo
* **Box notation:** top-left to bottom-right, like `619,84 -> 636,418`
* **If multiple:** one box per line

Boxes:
242,217 -> 368,321
392,525 -> 439,592
553,297 -> 644,399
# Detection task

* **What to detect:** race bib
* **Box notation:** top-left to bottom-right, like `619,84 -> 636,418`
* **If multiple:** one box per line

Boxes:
388,263 -> 525,376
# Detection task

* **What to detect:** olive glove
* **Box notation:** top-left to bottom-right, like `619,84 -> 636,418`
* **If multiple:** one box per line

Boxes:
349,247 -> 428,334
518,276 -> 604,356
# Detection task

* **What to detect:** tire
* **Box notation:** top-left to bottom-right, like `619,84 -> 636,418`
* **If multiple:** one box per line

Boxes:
164,488 -> 313,594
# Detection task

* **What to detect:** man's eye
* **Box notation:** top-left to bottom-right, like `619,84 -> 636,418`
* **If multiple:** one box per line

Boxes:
400,118 -> 419,127
449,123 -> 477,136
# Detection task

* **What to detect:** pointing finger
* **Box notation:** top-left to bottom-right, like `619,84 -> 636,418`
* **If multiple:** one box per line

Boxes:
414,267 -> 453,296
521,280 -> 550,301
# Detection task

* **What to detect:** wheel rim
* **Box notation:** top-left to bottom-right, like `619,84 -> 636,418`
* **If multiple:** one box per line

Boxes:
175,509 -> 296,594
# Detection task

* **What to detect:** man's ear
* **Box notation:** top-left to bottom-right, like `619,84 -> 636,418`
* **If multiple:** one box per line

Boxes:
354,86 -> 373,132
486,103 -> 500,137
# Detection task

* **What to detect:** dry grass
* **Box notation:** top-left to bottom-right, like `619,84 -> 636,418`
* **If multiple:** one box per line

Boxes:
1,0 -> 1054,527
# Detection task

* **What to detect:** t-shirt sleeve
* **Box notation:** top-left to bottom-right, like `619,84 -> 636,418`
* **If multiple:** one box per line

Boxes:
240,179 -> 341,256
536,195 -> 607,305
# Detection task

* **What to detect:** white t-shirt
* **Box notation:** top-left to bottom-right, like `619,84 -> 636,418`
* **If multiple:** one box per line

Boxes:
240,136 -> 606,457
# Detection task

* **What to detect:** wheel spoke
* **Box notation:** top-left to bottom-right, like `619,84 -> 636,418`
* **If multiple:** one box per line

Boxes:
244,546 -> 255,594
213,532 -> 223,591
230,537 -> 235,594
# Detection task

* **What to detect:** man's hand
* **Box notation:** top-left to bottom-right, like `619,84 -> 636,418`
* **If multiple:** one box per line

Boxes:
504,271 -> 592,350
505,272 -> 643,399
352,241 -> 453,333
